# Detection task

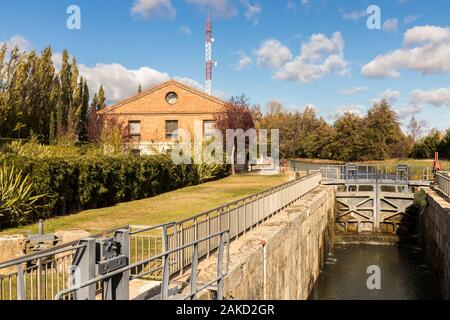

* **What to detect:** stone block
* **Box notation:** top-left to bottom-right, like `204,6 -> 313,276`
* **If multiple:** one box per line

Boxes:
55,230 -> 90,245
0,235 -> 27,276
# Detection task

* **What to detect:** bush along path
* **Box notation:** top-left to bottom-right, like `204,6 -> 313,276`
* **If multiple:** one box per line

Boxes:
0,153 -> 230,229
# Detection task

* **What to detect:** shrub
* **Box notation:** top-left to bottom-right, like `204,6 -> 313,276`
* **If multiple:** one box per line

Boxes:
0,165 -> 47,228
0,153 -> 230,227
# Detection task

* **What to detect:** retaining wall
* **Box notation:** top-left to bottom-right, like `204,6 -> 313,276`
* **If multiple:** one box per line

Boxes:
190,185 -> 336,300
422,189 -> 450,299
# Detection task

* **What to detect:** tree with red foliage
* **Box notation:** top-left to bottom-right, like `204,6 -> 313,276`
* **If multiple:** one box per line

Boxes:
214,94 -> 255,174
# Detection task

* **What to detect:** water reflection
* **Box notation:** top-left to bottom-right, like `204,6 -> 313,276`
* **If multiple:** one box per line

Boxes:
309,245 -> 440,300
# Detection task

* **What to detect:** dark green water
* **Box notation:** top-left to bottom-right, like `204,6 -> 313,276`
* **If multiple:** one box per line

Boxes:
309,245 -> 441,300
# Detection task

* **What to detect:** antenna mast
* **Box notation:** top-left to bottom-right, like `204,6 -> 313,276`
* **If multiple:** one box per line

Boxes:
205,14 -> 216,95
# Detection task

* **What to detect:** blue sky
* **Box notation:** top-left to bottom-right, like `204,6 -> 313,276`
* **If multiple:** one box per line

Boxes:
1,0 -> 450,131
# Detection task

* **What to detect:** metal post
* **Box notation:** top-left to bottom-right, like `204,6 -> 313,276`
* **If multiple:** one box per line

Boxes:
216,233 -> 225,300
180,224 -> 185,274
38,219 -> 44,235
37,258 -> 42,300
161,225 -> 170,300
190,242 -> 199,300
72,238 -> 96,300
103,229 -> 130,300
16,263 -> 26,300
207,214 -> 211,258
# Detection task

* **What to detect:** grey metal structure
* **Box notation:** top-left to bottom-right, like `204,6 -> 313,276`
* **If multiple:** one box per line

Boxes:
0,172 -> 321,300
435,171 -> 450,198
321,164 -> 417,233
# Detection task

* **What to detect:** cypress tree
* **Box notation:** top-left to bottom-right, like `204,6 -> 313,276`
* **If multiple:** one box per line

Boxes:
59,50 -> 72,128
49,111 -> 55,145
97,85 -> 106,110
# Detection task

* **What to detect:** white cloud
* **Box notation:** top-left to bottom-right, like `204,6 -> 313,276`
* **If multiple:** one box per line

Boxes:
173,76 -> 204,90
262,32 -> 349,83
330,104 -> 366,120
362,25 -> 450,78
396,104 -> 422,119
371,89 -> 401,105
179,26 -> 193,35
187,0 -> 237,18
255,39 -> 293,69
79,63 -> 203,103
131,0 -> 176,18
340,86 -> 368,95
235,51 -> 252,70
383,18 -> 399,32
410,87 -> 450,108
404,25 -> 450,45
0,35 -> 32,53
79,63 -> 170,102
241,0 -> 261,25
395,87 -> 450,120
403,15 -> 421,25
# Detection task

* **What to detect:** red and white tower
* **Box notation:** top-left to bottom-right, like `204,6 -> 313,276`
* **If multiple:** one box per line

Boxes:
205,15 -> 216,96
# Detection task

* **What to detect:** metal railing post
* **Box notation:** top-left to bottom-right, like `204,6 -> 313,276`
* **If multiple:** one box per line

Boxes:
161,225 -> 170,300
180,224 -> 185,274
207,213 -> 211,258
102,229 -> 130,300
72,238 -> 96,300
37,258 -> 43,300
190,242 -> 199,300
216,233 -> 225,300
16,264 -> 26,300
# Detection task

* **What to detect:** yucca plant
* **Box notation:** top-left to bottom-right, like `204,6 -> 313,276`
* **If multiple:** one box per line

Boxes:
196,144 -> 225,183
0,165 -> 46,227
5,138 -> 51,159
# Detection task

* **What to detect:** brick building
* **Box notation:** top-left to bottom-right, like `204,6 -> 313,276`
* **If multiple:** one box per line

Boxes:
98,80 -> 225,154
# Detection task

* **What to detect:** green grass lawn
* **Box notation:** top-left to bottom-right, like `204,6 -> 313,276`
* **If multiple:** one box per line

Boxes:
359,158 -> 450,169
1,174 -> 289,236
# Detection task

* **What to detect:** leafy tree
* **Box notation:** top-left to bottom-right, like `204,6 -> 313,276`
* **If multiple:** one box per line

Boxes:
407,116 -> 426,143
363,100 -> 408,160
0,44 -> 105,144
214,95 -> 255,174
328,112 -> 366,162
438,129 -> 450,159
410,129 -> 442,159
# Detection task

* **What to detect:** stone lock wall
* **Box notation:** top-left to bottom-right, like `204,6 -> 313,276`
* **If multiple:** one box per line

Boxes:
192,185 -> 336,300
422,189 -> 450,299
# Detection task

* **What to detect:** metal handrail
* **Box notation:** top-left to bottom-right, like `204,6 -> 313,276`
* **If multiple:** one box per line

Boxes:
177,172 -> 321,225
436,171 -> 450,197
0,244 -> 87,270
130,222 -> 176,235
54,230 -> 230,300
0,224 -> 130,268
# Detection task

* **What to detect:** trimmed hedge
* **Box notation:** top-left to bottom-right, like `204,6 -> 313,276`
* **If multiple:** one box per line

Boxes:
0,154 -> 229,226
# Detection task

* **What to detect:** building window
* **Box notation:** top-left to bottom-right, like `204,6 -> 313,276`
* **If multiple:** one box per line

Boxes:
129,121 -> 141,137
165,120 -> 178,140
203,120 -> 215,138
165,92 -> 178,105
